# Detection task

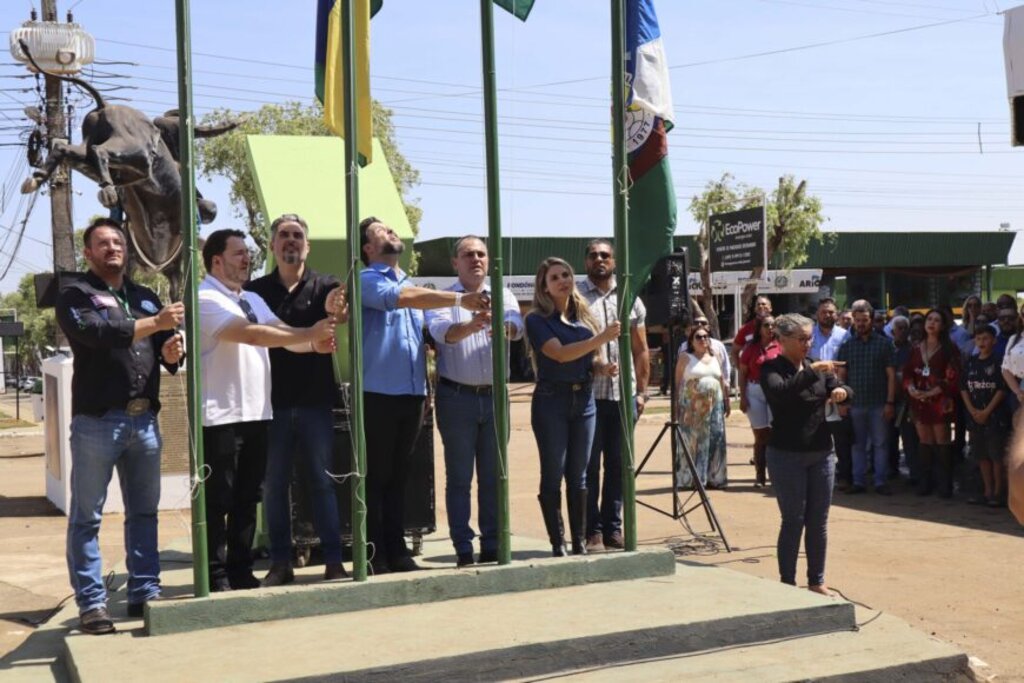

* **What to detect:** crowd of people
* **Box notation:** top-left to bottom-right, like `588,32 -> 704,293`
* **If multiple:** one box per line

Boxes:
52,213 -> 1024,633
686,291 -> 1024,595
726,293 -> 1023,509
55,216 -> 654,635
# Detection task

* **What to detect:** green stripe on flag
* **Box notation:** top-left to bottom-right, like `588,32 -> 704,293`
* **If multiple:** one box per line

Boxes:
628,157 -> 677,291
494,0 -> 535,21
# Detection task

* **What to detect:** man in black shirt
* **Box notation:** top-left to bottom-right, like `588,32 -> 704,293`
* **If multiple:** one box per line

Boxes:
55,218 -> 184,635
246,213 -> 348,586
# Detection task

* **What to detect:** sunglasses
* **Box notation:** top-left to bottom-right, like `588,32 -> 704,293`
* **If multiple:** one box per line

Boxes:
762,323 -> 774,329
238,298 -> 258,324
587,251 -> 613,260
694,334 -> 709,341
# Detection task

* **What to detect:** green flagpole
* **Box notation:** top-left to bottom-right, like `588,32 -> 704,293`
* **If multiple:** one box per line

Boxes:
611,0 -> 637,553
480,0 -> 511,565
341,0 -> 368,582
174,0 -> 209,597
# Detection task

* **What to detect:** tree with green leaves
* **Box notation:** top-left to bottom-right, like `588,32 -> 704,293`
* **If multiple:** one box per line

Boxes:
688,174 -> 828,340
196,100 -> 421,268
0,274 -> 58,376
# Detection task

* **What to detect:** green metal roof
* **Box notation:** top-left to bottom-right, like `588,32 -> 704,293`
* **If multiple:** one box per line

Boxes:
414,231 -> 1015,276
793,231 -> 1015,270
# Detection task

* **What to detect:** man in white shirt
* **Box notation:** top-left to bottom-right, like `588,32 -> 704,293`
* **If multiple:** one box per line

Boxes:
425,236 -> 522,567
198,229 -> 339,592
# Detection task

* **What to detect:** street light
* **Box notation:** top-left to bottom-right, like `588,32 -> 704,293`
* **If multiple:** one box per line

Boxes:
9,14 -> 94,75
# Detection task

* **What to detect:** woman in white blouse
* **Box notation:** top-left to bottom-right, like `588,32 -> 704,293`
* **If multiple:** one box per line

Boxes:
1001,311 -> 1024,416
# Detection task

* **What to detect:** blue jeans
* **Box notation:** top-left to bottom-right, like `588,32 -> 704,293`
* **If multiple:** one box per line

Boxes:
264,405 -> 342,565
766,447 -> 834,587
586,398 -> 634,537
67,410 -> 162,613
851,405 -> 889,487
531,382 -> 596,496
435,382 -> 499,556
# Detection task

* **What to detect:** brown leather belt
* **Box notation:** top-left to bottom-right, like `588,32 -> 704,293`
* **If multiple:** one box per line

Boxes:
125,398 -> 152,416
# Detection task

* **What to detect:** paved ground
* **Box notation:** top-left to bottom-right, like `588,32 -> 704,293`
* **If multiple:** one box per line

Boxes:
1,385 -> 1022,679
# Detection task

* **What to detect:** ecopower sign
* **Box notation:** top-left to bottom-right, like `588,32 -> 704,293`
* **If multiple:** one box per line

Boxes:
709,206 -> 767,273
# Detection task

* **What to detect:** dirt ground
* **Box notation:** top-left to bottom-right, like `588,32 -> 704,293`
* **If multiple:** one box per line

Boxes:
1,386 -> 1022,679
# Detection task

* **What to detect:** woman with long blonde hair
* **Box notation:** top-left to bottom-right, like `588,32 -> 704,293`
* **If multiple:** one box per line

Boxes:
525,257 -> 619,556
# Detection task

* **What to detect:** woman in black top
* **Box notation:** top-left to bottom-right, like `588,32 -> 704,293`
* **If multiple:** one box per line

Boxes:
761,313 -> 852,596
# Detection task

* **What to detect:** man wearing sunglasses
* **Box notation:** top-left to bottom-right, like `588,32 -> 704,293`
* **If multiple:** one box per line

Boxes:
199,229 -> 339,592
246,214 -> 350,587
579,239 -> 649,551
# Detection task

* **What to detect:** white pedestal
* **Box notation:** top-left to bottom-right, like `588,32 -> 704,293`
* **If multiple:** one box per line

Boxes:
43,356 -> 191,515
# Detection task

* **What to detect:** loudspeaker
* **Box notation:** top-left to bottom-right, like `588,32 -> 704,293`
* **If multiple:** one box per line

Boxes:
644,250 -> 691,328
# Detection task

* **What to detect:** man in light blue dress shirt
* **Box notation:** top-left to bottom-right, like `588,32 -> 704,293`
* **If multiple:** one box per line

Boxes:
425,235 -> 523,567
359,218 -> 489,574
810,296 -> 853,488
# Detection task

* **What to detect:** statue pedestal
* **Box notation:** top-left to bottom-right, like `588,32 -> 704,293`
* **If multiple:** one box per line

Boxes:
43,356 -> 192,515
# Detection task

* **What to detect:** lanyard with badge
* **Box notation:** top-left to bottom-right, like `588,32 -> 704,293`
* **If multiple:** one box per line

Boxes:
108,286 -> 135,321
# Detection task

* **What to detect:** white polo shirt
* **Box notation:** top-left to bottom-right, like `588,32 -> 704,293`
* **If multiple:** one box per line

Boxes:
198,274 -> 279,427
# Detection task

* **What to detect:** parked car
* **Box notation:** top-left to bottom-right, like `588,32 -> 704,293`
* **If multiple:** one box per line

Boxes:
20,376 -> 40,392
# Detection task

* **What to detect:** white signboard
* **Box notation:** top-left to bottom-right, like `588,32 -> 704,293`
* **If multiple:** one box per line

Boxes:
413,270 -> 822,302
413,275 -> 588,303
688,269 -> 823,295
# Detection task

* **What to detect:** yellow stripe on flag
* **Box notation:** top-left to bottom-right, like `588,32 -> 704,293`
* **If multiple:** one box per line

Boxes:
324,0 -> 372,164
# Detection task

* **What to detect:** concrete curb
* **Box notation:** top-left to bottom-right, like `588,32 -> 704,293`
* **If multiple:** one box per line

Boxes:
145,548 -> 677,636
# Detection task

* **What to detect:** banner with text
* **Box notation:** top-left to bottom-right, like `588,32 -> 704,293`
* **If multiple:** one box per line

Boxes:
709,206 -> 767,273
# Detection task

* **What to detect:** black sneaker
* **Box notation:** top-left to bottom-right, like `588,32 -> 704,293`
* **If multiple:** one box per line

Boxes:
845,485 -> 867,494
261,564 -> 295,588
477,549 -> 498,564
79,606 -> 116,635
211,578 -> 233,593
228,572 -> 261,590
389,555 -> 420,573
456,552 -> 475,568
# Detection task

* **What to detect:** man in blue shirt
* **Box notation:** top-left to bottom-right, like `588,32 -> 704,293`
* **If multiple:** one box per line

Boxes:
425,235 -> 522,567
359,217 -> 489,574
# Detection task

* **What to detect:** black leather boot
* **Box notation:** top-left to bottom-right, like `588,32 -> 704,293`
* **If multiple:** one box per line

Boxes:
936,444 -> 954,498
538,493 -> 567,557
567,488 -> 588,556
916,444 -> 934,496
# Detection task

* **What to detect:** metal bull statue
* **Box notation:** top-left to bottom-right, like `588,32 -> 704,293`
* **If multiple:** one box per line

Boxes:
19,42 -> 238,299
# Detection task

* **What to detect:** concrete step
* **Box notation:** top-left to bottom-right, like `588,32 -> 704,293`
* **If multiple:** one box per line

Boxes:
144,546 -> 678,636
65,562 -> 859,683
550,611 -> 970,682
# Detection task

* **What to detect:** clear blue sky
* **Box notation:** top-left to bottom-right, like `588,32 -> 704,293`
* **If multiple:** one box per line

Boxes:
1,0 -> 1021,292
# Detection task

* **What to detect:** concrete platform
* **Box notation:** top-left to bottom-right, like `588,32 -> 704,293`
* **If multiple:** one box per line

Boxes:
64,562 -> 861,683
145,546 -> 677,636
552,611 -> 970,682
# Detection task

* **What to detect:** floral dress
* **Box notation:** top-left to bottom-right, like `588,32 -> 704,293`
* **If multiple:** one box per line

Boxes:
676,353 -> 727,489
903,342 -> 960,425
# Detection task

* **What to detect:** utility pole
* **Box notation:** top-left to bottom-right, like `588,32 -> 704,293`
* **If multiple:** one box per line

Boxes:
38,0 -> 75,347
41,0 -> 76,278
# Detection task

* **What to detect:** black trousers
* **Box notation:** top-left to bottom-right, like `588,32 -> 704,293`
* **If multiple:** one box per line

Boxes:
364,392 -> 425,566
829,416 -> 853,484
203,420 -> 269,582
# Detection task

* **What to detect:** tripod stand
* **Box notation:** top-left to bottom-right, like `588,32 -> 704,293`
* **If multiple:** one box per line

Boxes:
635,322 -> 731,551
